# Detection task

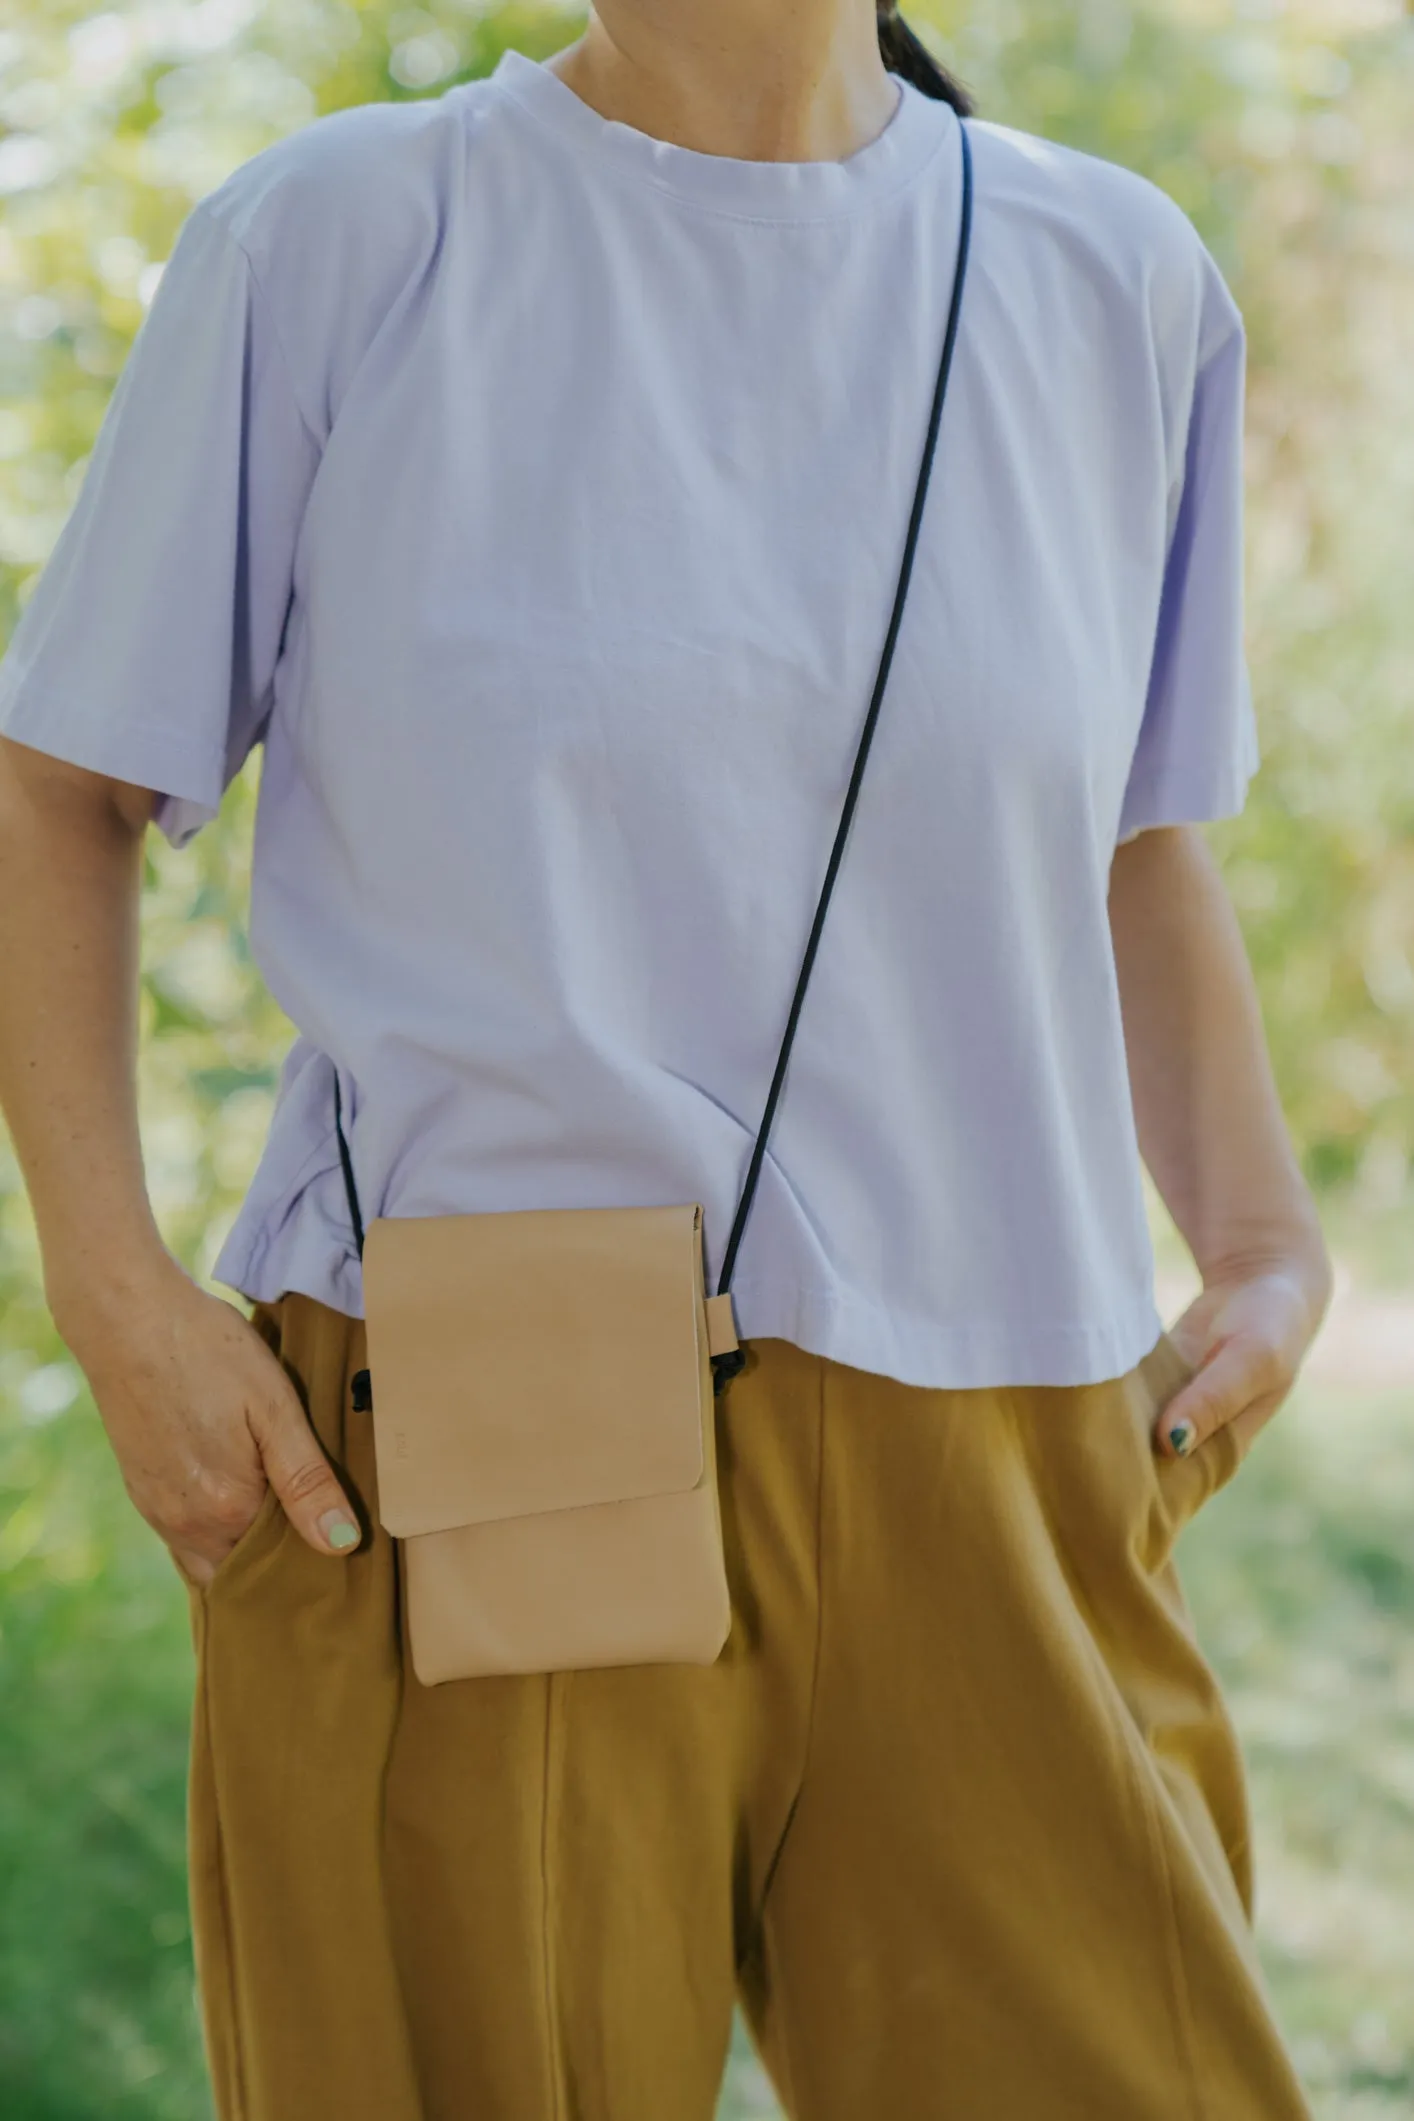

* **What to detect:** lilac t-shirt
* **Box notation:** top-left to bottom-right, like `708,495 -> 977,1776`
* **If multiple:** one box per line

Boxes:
0,50 -> 1258,1388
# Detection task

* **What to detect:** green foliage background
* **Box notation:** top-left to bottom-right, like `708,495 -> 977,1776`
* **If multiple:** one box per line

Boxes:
0,3 -> 1411,2116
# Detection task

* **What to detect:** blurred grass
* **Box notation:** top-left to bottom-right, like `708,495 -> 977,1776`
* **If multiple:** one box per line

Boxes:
1217,1379 -> 1414,2117
0,1332 -> 204,2116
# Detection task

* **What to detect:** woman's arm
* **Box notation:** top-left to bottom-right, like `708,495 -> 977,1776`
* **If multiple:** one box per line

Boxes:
0,734 -> 360,1582
1108,821 -> 1334,1461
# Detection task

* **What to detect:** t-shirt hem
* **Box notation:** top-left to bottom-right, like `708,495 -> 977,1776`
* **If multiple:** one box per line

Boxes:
1113,761 -> 1256,844
727,1274 -> 1166,1389
214,1240 -> 1166,1393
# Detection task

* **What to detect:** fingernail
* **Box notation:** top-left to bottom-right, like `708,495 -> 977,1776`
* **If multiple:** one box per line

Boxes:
1168,1420 -> 1196,1457
319,1510 -> 359,1551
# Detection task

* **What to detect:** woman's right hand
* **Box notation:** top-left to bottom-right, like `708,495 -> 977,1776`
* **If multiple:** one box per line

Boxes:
54,1255 -> 361,1587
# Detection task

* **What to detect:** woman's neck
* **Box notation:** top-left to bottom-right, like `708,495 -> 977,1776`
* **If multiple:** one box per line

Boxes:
544,0 -> 900,164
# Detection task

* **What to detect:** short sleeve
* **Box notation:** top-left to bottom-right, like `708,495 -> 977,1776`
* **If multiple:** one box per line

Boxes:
1115,280 -> 1260,846
0,200 -> 321,848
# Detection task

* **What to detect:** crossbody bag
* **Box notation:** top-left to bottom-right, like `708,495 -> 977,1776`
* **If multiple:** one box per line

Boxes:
331,120 -> 974,1686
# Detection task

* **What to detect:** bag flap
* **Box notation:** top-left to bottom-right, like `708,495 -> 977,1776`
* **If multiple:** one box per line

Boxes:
362,1202 -> 710,1538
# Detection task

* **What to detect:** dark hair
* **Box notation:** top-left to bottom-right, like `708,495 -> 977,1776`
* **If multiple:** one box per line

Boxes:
876,2 -> 973,115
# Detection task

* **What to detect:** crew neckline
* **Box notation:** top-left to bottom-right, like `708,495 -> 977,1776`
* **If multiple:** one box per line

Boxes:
485,45 -> 952,222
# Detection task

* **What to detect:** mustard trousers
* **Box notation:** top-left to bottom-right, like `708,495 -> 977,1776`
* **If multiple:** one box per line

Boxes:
177,1291 -> 1314,2121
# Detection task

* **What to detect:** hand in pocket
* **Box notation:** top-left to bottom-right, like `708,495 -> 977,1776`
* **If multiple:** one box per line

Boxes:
58,1263 -> 364,1587
1150,1261 -> 1327,1471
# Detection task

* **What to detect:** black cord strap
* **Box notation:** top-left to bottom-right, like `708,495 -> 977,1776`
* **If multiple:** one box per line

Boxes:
332,117 -> 976,1401
709,119 -> 974,1392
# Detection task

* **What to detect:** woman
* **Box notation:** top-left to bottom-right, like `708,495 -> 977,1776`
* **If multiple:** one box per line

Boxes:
0,1 -> 1331,2114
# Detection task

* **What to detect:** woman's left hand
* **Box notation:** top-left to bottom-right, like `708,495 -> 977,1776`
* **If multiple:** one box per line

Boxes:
1155,1256 -> 1333,1463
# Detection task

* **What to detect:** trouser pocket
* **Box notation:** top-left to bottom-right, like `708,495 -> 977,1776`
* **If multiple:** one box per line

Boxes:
182,1291 -> 419,2120
1140,1328 -> 1248,1557
168,1479 -> 286,1599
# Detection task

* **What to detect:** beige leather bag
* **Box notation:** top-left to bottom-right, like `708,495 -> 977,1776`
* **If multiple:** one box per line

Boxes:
356,1204 -> 739,1682
332,124 -> 975,1686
